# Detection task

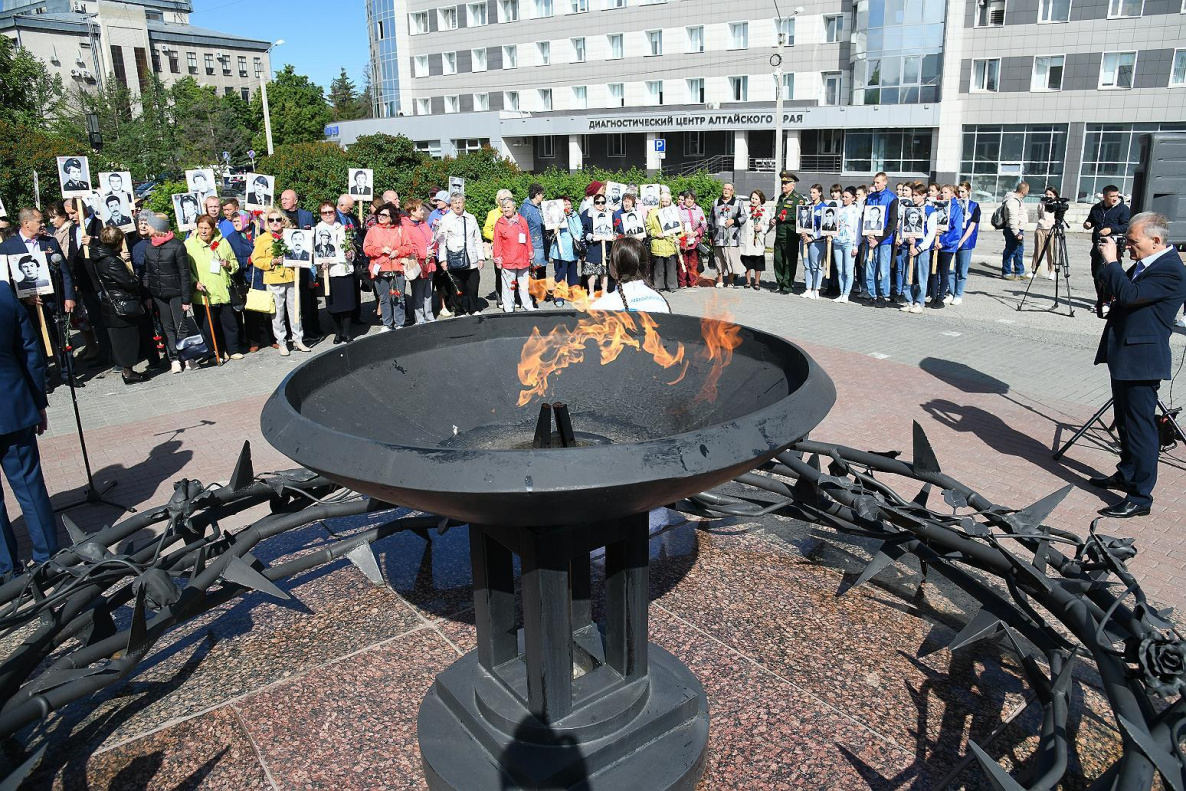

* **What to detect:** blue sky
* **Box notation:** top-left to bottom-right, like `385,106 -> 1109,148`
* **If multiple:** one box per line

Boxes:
191,0 -> 370,92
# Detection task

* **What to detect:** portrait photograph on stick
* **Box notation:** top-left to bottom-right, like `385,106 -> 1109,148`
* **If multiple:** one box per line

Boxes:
97,171 -> 133,197
313,224 -> 344,264
605,182 -> 625,212
863,204 -> 886,235
932,199 -> 951,233
172,193 -> 201,231
640,184 -> 660,211
542,199 -> 566,231
98,192 -> 134,230
657,205 -> 682,236
901,205 -> 926,239
9,251 -> 53,298
449,176 -> 465,197
592,210 -> 614,241
245,174 -> 274,210
620,209 -> 645,237
820,201 -> 840,236
348,168 -> 373,199
57,156 -> 91,198
796,204 -> 814,234
283,229 -> 312,266
186,169 -> 218,203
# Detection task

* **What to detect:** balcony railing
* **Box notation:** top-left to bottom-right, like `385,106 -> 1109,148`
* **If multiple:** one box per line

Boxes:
800,154 -> 843,171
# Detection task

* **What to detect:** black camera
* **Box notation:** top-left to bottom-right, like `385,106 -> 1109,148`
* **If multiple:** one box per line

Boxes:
1042,196 -> 1070,213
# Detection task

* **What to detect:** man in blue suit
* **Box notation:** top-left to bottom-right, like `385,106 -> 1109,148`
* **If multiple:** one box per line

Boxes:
0,283 -> 58,578
1090,212 -> 1186,517
0,207 -> 76,391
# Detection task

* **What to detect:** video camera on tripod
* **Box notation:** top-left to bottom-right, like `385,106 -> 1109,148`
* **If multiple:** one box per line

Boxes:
1041,195 -> 1071,222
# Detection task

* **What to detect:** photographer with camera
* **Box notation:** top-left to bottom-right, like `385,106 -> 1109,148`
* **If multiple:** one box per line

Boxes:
1089,212 -> 1186,518
1084,185 -> 1131,316
1032,187 -> 1064,280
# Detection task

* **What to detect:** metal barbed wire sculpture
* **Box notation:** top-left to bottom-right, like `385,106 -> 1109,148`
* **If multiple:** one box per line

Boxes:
0,424 -> 1181,790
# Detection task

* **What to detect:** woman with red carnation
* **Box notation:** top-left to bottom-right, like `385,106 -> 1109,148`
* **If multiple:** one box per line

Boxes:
186,214 -> 243,363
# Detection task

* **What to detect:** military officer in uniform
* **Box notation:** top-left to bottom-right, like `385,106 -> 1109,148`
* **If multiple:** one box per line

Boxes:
772,171 -> 804,295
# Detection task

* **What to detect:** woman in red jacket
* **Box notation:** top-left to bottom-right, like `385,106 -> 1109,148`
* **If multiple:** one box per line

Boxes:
398,198 -> 438,325
361,202 -> 405,331
491,197 -> 536,314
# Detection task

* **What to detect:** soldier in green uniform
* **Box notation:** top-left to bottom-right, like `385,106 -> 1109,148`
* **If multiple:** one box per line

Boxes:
772,171 -> 805,294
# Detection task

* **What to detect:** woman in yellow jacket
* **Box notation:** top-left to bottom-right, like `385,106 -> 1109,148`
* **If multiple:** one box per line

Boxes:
645,192 -> 680,292
483,188 -> 514,308
185,215 -> 242,363
251,211 -> 309,355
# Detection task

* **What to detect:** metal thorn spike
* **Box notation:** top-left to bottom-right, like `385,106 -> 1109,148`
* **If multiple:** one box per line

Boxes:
912,420 -> 941,476
947,609 -> 1005,653
1117,715 -> 1185,791
127,585 -> 148,655
188,545 -> 207,583
228,441 -> 254,491
222,555 -> 291,601
967,740 -> 1027,791
346,543 -> 384,586
838,549 -> 897,597
1013,484 -> 1074,533
0,745 -> 46,791
62,513 -> 87,546
912,483 -> 932,508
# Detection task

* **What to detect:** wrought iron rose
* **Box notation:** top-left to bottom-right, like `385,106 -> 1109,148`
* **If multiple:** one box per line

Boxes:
1136,635 -> 1186,697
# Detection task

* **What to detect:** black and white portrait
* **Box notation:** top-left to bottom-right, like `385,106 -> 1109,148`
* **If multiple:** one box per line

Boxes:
97,171 -> 133,197
592,210 -> 614,241
313,223 -> 344,264
620,210 -> 645,237
245,174 -> 274,210
57,156 -> 92,198
99,191 -> 134,230
186,169 -> 218,203
542,199 -> 566,230
795,204 -> 813,234
901,206 -> 925,238
8,251 -> 53,297
820,202 -> 840,236
932,199 -> 950,233
863,205 -> 885,234
172,193 -> 201,231
657,205 -> 682,236
449,176 -> 465,197
640,184 -> 660,210
283,229 -> 312,266
605,182 -> 625,213
348,168 -> 373,199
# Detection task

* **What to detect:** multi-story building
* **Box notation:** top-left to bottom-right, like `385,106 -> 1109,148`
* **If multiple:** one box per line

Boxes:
337,0 -> 1184,202
0,0 -> 273,104
368,0 -> 403,117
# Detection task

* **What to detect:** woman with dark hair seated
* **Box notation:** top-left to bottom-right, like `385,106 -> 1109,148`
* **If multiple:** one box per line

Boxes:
590,237 -> 670,313
92,226 -> 146,384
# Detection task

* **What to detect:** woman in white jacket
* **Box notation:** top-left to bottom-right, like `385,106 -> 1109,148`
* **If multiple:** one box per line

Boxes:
434,193 -> 485,316
739,190 -> 772,291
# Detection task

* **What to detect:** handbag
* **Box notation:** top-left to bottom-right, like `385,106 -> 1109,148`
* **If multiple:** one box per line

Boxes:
445,215 -> 472,272
245,268 -> 275,314
697,241 -> 712,259
175,307 -> 211,362
228,270 -> 248,312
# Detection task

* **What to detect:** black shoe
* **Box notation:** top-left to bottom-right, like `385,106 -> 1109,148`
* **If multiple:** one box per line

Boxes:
122,371 -> 146,385
1098,501 -> 1150,518
1089,473 -> 1131,492
333,335 -> 344,345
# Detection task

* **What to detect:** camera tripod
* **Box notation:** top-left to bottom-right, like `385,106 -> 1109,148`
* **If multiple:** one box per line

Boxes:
1017,219 -> 1075,317
1053,395 -> 1186,460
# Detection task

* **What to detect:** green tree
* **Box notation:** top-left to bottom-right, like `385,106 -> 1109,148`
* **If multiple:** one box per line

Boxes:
328,68 -> 365,121
345,133 -> 425,196
0,36 -> 65,127
249,65 -> 333,151
357,74 -> 374,120
259,141 -> 352,208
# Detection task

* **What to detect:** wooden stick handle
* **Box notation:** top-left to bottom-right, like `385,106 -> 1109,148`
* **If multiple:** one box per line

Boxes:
37,305 -> 52,355
824,238 -> 832,279
202,297 -> 222,364
908,252 -> 916,286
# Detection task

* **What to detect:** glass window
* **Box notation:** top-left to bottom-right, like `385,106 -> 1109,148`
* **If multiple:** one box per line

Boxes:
608,34 -> 623,59
1078,122 -> 1186,199
572,38 -> 586,62
976,0 -> 1005,26
1031,55 -> 1064,91
540,136 -> 556,158
416,140 -> 443,158
607,0 -> 625,7
729,22 -> 749,49
411,11 -> 429,33
685,131 -> 704,157
1038,0 -> 1070,21
687,26 -> 704,53
775,17 -> 795,46
646,79 -> 663,104
824,15 -> 843,42
534,0 -> 553,16
538,88 -> 552,109
253,57 -> 261,76
608,82 -> 624,106
455,138 -> 486,153
439,7 -> 457,29
241,86 -> 250,101
1172,49 -> 1186,87
414,54 -> 429,77
1100,51 -> 1136,88
647,30 -> 663,56
237,55 -> 247,76
443,52 -> 457,74
503,45 -> 518,68
729,75 -> 748,101
781,72 -> 794,99
475,92 -> 490,110
572,85 -> 587,107
505,90 -> 520,110
972,59 -> 999,92
823,71 -> 843,105
958,124 -> 1068,201
416,97 -> 431,115
687,77 -> 704,102
843,131 -> 933,173
608,134 -> 625,157
499,0 -> 519,21
204,53 -> 214,74
468,2 -> 487,25
1107,0 -> 1142,16
571,0 -> 589,10
472,48 -> 487,71
537,41 -> 551,65
445,95 -> 460,113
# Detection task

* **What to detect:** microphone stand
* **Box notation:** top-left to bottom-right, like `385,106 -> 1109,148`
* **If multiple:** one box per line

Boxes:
47,251 -> 133,514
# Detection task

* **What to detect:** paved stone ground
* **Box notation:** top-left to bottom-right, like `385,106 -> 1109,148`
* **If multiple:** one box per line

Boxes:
7,228 -> 1184,789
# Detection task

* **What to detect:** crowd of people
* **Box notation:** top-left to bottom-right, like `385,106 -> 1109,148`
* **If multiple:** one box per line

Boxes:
0,168 -> 1141,394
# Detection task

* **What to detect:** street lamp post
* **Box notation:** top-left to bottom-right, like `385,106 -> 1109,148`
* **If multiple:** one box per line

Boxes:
260,39 -> 284,156
772,7 -> 801,196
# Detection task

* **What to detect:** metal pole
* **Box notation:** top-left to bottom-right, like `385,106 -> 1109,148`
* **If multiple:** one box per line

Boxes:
261,71 -> 274,156
773,62 -> 784,199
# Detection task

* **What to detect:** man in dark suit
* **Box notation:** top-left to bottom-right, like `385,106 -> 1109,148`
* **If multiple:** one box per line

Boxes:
1,208 -> 76,390
0,283 -> 58,578
1090,211 -> 1186,517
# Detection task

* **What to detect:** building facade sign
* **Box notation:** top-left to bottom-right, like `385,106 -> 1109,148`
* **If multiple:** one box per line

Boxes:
587,111 -> 808,133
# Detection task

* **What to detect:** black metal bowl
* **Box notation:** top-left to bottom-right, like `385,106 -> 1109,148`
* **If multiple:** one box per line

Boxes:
261,311 -> 835,526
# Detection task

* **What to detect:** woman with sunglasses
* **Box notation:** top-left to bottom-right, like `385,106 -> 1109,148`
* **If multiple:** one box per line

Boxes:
252,212 -> 310,355
580,194 -> 612,295
315,201 -> 359,342
362,201 -> 405,331
398,198 -> 439,324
